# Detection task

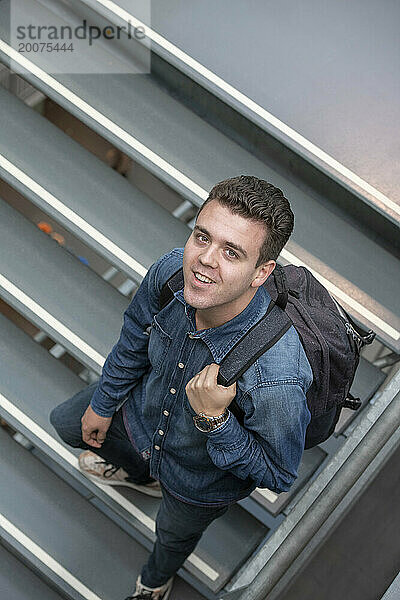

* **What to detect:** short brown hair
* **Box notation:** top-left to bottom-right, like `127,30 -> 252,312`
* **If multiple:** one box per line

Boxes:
197,175 -> 294,265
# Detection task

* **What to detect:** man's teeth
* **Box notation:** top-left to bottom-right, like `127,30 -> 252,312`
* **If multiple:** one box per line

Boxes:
195,272 -> 214,283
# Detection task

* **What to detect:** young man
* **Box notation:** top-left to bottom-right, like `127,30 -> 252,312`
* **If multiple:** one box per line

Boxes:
50,175 -> 313,600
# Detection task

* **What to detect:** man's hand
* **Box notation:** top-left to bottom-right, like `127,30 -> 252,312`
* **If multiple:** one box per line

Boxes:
81,405 -> 112,448
185,363 -> 236,416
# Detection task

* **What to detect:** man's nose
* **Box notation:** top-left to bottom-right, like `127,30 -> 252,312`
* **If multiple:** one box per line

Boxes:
199,246 -> 218,268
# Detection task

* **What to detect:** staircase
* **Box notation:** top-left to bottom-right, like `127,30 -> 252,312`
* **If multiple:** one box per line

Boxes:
0,2 -> 399,599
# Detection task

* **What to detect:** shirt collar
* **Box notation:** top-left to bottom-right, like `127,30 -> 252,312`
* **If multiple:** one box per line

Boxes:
175,285 -> 271,362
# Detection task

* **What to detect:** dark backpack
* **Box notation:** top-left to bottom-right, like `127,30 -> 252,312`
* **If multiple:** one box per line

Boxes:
159,264 -> 375,448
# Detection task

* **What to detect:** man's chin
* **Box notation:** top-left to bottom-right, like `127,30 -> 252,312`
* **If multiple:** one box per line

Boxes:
183,285 -> 210,309
183,286 -> 198,308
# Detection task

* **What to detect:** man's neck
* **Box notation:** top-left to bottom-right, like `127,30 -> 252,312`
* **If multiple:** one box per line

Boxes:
195,290 -> 257,331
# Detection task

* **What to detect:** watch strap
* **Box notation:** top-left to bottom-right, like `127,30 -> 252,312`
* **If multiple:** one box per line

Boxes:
193,409 -> 230,432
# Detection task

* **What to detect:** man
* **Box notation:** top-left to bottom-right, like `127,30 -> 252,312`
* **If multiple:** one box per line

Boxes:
50,175 -> 313,600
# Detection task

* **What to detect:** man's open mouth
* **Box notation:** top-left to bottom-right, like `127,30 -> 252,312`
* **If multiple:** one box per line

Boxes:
193,272 -> 215,284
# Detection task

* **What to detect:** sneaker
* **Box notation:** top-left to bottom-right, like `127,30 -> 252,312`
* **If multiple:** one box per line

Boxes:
78,451 -> 162,497
124,575 -> 173,599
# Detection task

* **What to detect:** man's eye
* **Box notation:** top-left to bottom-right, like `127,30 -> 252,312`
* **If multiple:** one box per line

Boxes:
196,234 -> 208,243
226,248 -> 239,259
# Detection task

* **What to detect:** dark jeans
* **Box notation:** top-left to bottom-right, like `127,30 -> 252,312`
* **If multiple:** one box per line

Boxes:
50,383 -> 229,587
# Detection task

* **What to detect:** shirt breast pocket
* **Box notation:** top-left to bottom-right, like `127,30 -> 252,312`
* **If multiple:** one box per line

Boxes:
148,316 -> 172,375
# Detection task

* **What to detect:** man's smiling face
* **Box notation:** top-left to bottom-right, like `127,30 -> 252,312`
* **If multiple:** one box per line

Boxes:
182,200 -> 275,328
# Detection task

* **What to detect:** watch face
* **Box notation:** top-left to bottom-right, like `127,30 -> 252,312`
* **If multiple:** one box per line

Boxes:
194,415 -> 213,432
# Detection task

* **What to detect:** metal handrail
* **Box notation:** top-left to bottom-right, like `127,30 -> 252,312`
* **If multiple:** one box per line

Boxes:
234,374 -> 400,600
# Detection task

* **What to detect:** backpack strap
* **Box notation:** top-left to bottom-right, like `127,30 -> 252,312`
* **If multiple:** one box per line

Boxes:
273,263 -> 289,310
217,301 -> 292,386
272,263 -> 300,310
219,302 -> 291,424
159,268 -> 184,311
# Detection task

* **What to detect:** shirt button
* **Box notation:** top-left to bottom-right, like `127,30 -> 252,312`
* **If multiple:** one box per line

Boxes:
163,410 -> 169,416
178,362 -> 184,369
158,429 -> 164,436
154,445 -> 160,450
170,388 -> 176,394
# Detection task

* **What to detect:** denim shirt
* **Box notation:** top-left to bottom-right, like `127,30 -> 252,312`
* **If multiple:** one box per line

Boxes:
91,248 -> 313,506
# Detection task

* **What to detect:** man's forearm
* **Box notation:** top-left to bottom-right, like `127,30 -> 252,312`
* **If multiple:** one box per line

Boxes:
205,414 -> 297,493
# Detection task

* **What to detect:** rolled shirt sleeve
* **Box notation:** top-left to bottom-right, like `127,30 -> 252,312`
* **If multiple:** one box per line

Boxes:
205,382 -> 311,493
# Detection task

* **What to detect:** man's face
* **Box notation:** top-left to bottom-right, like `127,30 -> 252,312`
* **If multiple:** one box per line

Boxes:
182,200 -> 275,325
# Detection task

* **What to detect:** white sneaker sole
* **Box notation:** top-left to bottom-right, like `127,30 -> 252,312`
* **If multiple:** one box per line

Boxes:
80,470 -> 162,498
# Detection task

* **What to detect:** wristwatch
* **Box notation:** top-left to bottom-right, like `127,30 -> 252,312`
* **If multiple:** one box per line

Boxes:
193,409 -> 230,432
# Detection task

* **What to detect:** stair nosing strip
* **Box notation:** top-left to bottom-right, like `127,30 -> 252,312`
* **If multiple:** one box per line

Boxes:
0,513 -> 103,600
0,274 -> 105,367
0,153 -> 148,279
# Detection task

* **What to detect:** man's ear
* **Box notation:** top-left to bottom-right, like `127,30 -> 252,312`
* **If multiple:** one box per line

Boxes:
251,260 -> 276,288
